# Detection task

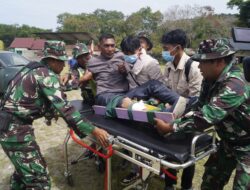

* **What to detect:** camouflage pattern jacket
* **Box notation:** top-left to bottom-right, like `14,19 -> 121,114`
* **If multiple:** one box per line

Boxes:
174,62 -> 250,143
71,63 -> 96,102
0,61 -> 95,142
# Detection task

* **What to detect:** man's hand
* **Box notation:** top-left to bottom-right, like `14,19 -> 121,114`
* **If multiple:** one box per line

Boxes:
60,74 -> 70,86
118,62 -> 127,74
154,118 -> 174,136
92,127 -> 110,147
79,70 -> 93,86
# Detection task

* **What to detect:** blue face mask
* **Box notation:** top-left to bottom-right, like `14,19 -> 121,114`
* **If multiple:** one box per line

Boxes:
162,51 -> 175,62
124,55 -> 138,64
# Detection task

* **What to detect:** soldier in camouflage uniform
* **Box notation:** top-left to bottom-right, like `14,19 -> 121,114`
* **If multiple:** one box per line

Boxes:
0,40 -> 109,190
62,43 -> 96,105
155,38 -> 250,190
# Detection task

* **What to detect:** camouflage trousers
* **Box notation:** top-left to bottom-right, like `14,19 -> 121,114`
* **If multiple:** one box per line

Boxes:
0,140 -> 51,190
201,141 -> 250,190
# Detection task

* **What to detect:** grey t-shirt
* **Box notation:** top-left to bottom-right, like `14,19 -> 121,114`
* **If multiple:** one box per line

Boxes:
87,52 -> 129,95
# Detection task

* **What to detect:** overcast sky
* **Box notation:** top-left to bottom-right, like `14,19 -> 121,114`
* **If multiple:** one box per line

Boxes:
0,0 -> 238,31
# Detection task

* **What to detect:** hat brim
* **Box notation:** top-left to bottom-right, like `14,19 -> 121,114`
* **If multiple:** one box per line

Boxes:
139,36 -> 153,51
191,51 -> 236,62
42,55 -> 68,62
75,52 -> 89,59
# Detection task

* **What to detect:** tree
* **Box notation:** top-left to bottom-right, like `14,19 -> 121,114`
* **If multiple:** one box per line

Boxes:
93,9 -> 126,36
124,7 -> 163,35
57,12 -> 73,31
57,10 -> 126,40
0,24 -> 49,47
159,5 -> 236,48
228,0 -> 250,27
55,6 -> 237,58
56,8 -> 163,45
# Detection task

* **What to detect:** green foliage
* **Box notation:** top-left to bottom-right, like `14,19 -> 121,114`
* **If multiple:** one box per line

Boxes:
56,7 -> 163,48
227,0 -> 250,27
156,5 -> 236,51
0,40 -> 4,50
190,14 -> 235,47
228,0 -> 245,8
125,7 -> 163,35
57,9 -> 126,42
56,5 -> 237,57
0,24 -> 50,47
0,5 -> 238,57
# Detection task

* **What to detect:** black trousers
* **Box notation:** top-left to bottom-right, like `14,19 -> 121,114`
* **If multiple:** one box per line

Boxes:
165,165 -> 195,189
126,80 -> 179,105
95,80 -> 180,106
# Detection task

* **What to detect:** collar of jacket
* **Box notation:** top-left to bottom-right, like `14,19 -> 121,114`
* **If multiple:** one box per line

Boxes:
216,61 -> 234,83
168,52 -> 189,71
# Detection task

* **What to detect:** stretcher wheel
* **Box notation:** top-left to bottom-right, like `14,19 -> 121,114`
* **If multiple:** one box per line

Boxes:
95,156 -> 105,173
66,175 -> 74,186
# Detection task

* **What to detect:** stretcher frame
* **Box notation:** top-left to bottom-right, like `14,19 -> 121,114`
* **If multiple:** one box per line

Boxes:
93,105 -> 175,123
63,101 -> 217,190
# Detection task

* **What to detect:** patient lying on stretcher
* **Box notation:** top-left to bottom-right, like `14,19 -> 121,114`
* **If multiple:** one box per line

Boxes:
103,79 -> 197,119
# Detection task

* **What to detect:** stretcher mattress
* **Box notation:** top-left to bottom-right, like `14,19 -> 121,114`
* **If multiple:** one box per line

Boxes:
71,100 -> 213,163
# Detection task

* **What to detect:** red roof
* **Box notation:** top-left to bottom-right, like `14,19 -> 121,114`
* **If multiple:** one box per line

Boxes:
10,38 -> 34,49
10,38 -> 45,50
31,39 -> 45,50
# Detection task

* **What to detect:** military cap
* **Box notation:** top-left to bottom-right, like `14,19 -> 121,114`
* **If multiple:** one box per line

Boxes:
72,43 -> 89,59
137,31 -> 153,51
42,40 -> 68,61
192,38 -> 235,61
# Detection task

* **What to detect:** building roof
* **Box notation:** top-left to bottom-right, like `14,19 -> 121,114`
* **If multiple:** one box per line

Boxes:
31,39 -> 46,50
9,38 -> 46,50
34,32 -> 94,44
231,27 -> 250,56
9,38 -> 34,49
232,27 -> 250,43
230,39 -> 250,52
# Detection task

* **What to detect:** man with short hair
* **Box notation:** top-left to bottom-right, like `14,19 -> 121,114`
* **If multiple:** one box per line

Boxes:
155,38 -> 250,190
0,41 -> 109,190
84,33 -> 129,106
83,34 -> 187,115
161,29 -> 203,190
162,29 -> 202,97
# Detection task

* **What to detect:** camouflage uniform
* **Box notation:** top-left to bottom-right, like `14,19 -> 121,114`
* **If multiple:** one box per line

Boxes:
173,39 -> 250,190
70,43 -> 96,105
0,41 -> 95,190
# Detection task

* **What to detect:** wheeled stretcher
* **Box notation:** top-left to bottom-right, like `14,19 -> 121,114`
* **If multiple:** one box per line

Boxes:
63,100 -> 217,190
